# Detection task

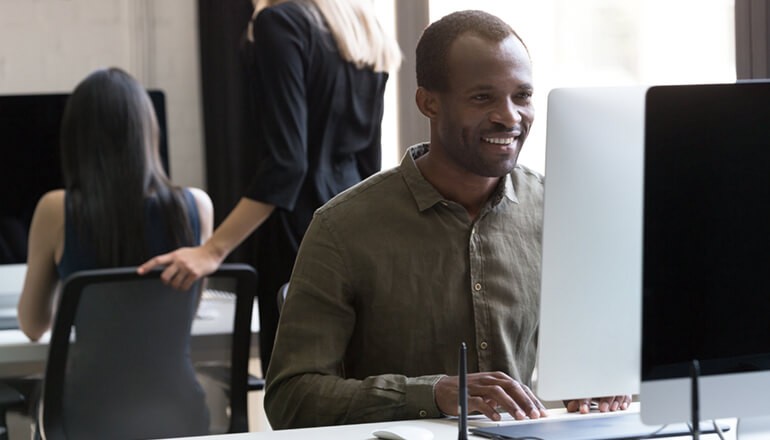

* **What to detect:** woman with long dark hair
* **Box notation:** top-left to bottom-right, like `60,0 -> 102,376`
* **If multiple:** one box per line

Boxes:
12,68 -> 214,437
18,67 -> 213,341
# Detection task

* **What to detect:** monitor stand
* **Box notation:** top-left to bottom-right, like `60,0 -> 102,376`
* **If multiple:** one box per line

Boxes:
737,415 -> 770,440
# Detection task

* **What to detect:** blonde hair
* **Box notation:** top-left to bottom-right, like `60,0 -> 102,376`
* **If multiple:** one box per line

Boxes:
251,0 -> 401,73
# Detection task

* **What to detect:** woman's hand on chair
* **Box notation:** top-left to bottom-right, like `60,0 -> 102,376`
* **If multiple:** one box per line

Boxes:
137,244 -> 223,290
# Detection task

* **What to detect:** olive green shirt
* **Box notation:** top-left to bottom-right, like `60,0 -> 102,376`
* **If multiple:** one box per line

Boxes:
265,144 -> 544,429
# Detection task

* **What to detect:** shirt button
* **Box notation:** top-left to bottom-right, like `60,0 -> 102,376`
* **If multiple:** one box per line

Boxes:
480,341 -> 488,350
474,283 -> 482,291
418,409 -> 428,418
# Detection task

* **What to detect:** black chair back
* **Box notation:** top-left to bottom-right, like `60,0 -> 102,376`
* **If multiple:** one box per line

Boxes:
40,264 -> 256,440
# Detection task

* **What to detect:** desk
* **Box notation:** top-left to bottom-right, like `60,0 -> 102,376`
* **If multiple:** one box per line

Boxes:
0,292 -> 260,377
163,404 -> 738,440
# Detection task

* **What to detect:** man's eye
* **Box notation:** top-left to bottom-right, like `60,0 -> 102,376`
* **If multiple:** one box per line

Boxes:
472,94 -> 491,101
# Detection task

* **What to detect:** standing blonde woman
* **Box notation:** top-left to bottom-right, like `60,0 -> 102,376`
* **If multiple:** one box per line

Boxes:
139,0 -> 401,373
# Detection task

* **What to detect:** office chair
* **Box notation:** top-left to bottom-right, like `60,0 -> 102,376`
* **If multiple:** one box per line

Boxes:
248,374 -> 266,391
237,282 -> 289,396
236,283 -> 288,397
242,282 -> 288,394
38,263 -> 257,440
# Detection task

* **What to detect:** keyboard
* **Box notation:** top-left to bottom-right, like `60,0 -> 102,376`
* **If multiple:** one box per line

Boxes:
202,288 -> 237,301
196,289 -> 236,320
470,410 -> 730,440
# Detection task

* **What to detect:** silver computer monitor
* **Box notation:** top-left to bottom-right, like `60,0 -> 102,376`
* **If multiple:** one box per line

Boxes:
536,85 -> 648,401
641,81 -> 770,436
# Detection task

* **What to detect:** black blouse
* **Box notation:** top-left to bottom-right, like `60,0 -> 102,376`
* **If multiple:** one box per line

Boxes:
242,1 -> 388,243
240,1 -> 389,370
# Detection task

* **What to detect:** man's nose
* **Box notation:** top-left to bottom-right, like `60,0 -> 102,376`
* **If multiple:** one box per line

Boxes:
489,97 -> 522,129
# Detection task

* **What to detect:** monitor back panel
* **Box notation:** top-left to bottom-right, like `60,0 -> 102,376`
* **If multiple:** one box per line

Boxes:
537,86 -> 647,400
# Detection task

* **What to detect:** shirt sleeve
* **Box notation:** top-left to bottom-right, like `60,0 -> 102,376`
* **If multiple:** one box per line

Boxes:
264,212 -> 444,428
243,6 -> 308,210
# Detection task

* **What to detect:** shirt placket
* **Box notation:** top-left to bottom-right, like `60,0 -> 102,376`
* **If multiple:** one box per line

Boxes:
468,217 -> 491,371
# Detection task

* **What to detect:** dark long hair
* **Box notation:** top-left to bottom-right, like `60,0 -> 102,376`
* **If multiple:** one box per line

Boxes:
60,67 -> 194,266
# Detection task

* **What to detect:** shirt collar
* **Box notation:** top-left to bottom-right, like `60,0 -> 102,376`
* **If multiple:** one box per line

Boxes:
400,143 -> 443,212
502,172 -> 518,204
400,143 -> 519,212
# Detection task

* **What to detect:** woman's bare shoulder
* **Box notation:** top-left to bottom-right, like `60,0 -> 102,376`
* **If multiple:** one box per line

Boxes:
34,189 -> 65,218
186,187 -> 213,213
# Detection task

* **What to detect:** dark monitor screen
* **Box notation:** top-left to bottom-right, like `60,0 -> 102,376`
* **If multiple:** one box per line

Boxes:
641,81 -> 770,426
0,91 -> 169,264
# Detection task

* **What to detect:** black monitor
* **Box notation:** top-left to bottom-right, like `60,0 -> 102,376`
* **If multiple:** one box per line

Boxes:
0,90 -> 169,265
641,81 -> 770,436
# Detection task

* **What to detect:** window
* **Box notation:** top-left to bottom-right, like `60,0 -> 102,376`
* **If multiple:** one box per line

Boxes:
374,0 -> 401,169
385,0 -> 737,173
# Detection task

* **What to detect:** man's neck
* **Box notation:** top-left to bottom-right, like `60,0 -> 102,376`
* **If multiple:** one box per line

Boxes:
414,151 -> 501,221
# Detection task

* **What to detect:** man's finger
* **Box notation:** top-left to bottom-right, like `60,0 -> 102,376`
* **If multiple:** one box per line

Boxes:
468,395 -> 502,421
506,382 -> 542,419
480,383 -> 530,421
522,384 -> 547,418
566,399 -> 591,413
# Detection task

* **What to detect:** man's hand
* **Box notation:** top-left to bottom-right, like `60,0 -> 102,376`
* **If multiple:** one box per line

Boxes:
137,245 -> 222,290
565,395 -> 632,414
435,372 -> 547,421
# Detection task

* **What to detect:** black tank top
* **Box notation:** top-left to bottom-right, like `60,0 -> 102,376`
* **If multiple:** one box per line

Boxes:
57,189 -> 200,278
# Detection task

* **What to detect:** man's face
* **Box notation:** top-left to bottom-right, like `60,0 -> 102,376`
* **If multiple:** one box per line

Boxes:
432,34 -> 534,178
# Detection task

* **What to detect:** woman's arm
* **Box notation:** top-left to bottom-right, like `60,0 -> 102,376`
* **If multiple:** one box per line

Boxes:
138,197 -> 274,290
17,190 -> 65,341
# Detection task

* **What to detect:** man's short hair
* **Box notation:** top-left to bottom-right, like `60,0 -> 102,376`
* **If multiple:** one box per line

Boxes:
415,10 -> 527,92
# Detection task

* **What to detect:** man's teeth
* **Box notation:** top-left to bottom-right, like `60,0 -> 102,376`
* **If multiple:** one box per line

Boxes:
483,137 -> 515,145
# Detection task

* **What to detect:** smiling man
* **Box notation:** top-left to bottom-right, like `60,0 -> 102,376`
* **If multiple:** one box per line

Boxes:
265,10 -> 627,429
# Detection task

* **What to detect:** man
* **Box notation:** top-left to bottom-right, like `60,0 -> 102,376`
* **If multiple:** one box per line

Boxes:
265,10 -> 630,429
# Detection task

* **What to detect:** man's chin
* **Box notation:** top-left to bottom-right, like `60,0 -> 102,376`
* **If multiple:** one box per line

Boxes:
476,162 -> 517,178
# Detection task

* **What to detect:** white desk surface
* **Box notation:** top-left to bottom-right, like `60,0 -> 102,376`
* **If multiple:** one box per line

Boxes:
0,293 -> 259,377
166,403 -> 738,440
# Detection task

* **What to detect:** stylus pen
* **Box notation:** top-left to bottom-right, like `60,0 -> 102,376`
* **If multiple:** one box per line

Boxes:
459,342 -> 468,440
691,359 -> 700,440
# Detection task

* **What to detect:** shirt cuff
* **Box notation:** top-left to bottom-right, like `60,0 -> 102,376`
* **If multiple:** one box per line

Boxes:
404,375 -> 445,419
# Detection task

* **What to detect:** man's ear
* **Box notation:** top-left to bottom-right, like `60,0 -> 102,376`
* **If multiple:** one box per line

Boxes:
415,87 -> 440,119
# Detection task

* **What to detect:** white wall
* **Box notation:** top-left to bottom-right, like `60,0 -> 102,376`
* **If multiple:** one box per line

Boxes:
0,0 -> 205,188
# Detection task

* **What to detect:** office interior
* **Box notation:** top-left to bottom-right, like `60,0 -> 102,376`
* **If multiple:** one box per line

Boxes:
0,0 -> 769,439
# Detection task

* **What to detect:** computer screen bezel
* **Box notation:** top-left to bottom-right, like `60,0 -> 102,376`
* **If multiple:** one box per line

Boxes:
640,81 -> 770,428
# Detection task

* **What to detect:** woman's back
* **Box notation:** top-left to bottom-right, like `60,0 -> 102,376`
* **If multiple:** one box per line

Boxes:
18,68 -> 214,341
243,1 -> 389,237
16,67 -> 215,438
57,189 -> 201,279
